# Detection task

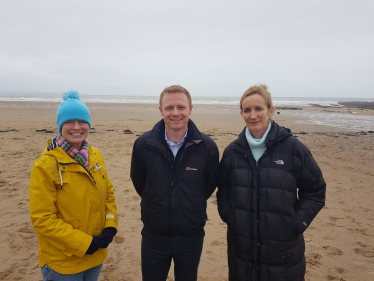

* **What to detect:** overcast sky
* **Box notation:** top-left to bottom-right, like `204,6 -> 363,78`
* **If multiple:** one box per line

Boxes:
0,0 -> 373,97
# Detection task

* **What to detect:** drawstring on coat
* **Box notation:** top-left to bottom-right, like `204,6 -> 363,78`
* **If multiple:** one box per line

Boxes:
94,163 -> 105,179
58,168 -> 63,189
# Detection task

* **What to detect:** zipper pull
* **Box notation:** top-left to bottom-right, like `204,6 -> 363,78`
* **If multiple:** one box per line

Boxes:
171,181 -> 173,186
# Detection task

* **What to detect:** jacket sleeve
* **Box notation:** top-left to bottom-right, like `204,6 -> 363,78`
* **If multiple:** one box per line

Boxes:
29,157 -> 92,258
204,141 -> 220,200
100,154 -> 118,230
217,148 -> 231,222
295,151 -> 326,236
130,138 -> 146,197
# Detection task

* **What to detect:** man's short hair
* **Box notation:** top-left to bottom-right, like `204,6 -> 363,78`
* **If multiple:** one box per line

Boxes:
159,85 -> 192,108
240,84 -> 273,111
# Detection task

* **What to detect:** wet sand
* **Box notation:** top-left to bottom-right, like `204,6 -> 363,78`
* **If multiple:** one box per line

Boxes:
0,101 -> 373,280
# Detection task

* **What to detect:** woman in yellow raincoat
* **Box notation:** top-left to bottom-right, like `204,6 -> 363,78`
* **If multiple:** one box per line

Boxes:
29,90 -> 118,281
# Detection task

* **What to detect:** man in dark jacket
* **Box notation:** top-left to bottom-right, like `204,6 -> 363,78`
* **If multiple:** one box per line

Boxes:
130,85 -> 219,281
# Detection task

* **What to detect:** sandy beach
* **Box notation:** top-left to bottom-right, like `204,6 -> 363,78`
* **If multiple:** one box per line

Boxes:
0,101 -> 373,281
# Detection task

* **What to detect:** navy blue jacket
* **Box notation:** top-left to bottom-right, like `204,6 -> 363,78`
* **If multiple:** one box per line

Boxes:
131,119 -> 219,235
217,121 -> 326,281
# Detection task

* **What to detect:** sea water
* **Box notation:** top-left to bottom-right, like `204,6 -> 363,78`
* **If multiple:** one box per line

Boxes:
1,92 -> 373,131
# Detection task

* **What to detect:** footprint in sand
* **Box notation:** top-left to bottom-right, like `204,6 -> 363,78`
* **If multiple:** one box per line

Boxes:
114,236 -> 125,243
335,267 -> 346,274
326,275 -> 346,281
328,216 -> 347,227
354,242 -> 374,258
306,252 -> 322,268
131,205 -> 140,211
211,240 -> 225,247
356,241 -> 368,247
350,228 -> 369,236
18,226 -> 35,234
323,246 -> 343,256
362,251 -> 374,257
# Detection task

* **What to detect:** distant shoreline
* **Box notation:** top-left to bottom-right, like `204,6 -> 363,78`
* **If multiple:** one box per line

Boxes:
1,93 -> 374,108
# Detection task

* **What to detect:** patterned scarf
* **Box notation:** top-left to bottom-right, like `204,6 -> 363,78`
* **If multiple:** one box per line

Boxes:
48,135 -> 89,170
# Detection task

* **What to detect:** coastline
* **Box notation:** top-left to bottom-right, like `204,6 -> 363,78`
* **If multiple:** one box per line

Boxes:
0,101 -> 373,280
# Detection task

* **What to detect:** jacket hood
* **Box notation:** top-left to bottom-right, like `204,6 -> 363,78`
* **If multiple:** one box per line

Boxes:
42,139 -> 75,162
235,121 -> 292,151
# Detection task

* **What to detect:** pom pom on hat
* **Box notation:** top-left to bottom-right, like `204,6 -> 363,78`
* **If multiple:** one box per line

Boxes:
56,90 -> 91,133
63,89 -> 80,101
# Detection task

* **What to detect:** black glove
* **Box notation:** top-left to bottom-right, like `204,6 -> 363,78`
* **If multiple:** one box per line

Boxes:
86,235 -> 106,255
101,227 -> 117,248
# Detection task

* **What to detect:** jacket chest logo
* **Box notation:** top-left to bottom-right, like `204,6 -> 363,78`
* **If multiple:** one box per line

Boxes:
275,160 -> 284,165
186,167 -> 198,171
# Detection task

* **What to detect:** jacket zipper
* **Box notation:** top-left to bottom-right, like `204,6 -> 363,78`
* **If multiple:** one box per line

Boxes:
234,147 -> 267,269
147,139 -> 200,232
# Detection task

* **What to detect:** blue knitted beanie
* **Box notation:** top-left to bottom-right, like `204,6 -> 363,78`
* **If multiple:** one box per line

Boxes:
56,90 -> 91,133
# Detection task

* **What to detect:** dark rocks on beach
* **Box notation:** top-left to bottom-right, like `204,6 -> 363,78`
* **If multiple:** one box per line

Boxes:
35,129 -> 54,133
124,129 -> 133,134
295,132 -> 308,135
309,103 -> 339,108
338,101 -> 374,109
0,129 -> 19,132
276,107 -> 303,110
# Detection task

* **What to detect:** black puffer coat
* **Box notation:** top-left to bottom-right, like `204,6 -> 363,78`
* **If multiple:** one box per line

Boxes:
217,121 -> 326,281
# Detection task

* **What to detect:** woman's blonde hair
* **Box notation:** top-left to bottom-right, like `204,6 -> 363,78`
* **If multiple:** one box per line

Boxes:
240,84 -> 273,111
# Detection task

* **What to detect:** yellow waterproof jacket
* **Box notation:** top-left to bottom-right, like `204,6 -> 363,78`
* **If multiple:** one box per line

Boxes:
29,140 -> 118,274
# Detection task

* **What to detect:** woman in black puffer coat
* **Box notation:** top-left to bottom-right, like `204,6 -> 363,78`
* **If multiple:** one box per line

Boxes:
217,84 -> 326,281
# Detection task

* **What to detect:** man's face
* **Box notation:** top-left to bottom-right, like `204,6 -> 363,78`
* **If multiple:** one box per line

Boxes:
159,92 -> 192,133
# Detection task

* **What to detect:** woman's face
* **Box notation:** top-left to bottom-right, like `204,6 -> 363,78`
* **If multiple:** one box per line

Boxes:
240,94 -> 274,138
61,120 -> 89,150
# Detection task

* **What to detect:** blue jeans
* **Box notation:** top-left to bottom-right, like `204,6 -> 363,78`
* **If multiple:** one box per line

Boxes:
41,263 -> 103,281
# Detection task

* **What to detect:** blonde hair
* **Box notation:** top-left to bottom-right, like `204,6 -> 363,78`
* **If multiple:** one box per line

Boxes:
240,84 -> 273,111
159,85 -> 192,108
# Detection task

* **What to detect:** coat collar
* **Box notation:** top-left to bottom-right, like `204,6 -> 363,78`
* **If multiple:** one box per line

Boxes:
42,139 -> 99,171
234,121 -> 292,153
147,119 -> 203,148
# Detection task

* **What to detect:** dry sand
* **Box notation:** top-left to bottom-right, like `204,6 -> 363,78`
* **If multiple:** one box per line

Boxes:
0,101 -> 373,281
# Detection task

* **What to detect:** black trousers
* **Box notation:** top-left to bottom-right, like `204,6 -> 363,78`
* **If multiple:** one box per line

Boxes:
141,228 -> 205,281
